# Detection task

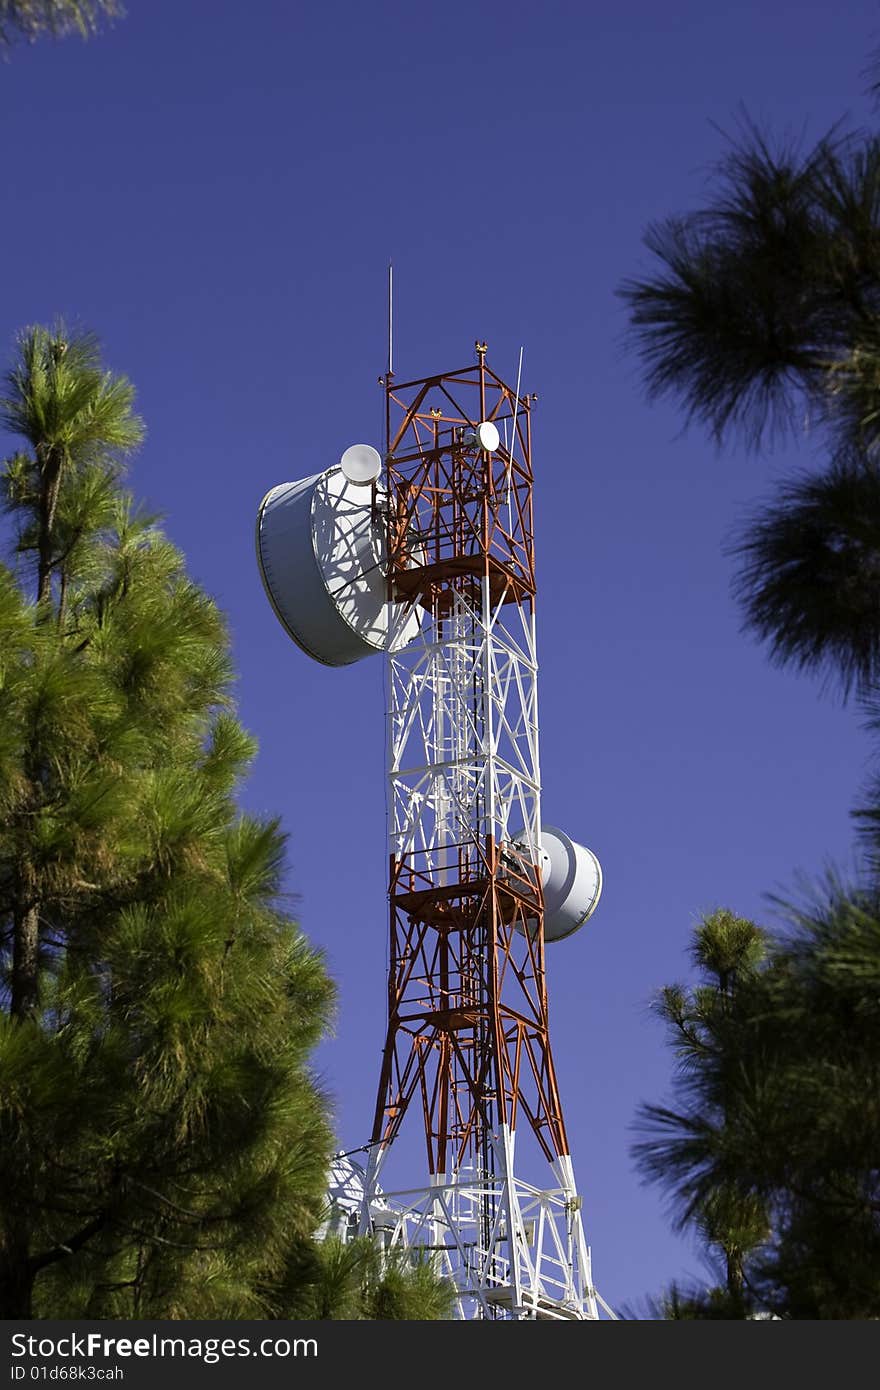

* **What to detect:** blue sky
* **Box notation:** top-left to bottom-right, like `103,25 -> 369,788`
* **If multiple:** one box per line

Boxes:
2,0 -> 877,1314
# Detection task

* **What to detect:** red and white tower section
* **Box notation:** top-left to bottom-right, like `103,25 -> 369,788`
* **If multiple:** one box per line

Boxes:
256,345 -> 611,1319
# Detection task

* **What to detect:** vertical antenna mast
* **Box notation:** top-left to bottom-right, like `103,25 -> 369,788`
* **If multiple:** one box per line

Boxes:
387,262 -> 393,379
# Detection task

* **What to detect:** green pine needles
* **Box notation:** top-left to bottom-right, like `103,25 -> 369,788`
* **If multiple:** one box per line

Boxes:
620,74 -> 880,1318
0,2 -> 121,46
634,902 -> 880,1319
0,323 -> 334,1317
619,122 -> 880,708
0,324 -> 452,1320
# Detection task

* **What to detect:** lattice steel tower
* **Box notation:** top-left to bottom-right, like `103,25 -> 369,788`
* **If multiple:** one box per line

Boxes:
256,342 -> 609,1320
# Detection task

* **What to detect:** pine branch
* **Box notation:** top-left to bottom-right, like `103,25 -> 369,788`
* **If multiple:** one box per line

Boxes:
29,1214 -> 106,1275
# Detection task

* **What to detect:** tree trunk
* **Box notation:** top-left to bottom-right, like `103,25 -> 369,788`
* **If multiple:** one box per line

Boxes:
11,896 -> 40,1020
726,1246 -> 745,1308
0,1265 -> 34,1318
0,1219 -> 34,1318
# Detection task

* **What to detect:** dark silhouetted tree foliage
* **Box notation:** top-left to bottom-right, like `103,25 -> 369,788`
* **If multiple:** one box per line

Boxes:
620,51 -> 880,1323
730,454 -> 880,698
620,119 -> 880,703
620,122 -> 880,455
635,904 -> 880,1318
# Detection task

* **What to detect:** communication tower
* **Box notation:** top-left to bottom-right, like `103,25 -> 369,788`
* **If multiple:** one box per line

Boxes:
256,341 -> 611,1319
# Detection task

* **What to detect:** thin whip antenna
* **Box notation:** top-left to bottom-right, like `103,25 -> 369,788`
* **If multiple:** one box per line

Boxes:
388,263 -> 393,378
506,346 -> 524,529
509,346 -> 524,459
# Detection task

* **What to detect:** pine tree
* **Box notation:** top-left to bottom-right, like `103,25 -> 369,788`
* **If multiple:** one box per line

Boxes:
618,77 -> 880,1318
0,323 -> 338,1318
0,1 -> 121,46
278,1236 -> 455,1321
619,122 -> 880,702
634,901 -> 880,1318
0,322 -> 454,1320
632,910 -> 770,1318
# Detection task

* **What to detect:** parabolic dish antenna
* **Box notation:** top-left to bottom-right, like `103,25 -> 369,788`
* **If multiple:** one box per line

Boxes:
510,824 -> 603,943
318,1153 -> 394,1240
341,443 -> 382,486
256,463 -> 421,667
462,420 -> 500,453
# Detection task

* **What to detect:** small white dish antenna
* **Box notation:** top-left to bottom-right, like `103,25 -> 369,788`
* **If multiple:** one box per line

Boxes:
340,443 -> 382,486
462,421 -> 500,453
